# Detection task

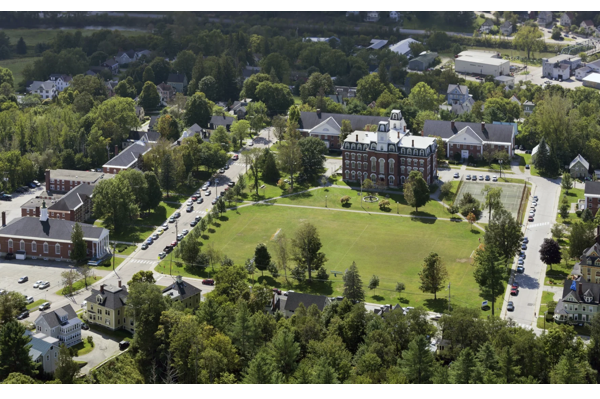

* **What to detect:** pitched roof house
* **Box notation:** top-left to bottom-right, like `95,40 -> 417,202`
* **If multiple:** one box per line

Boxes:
84,282 -> 134,332
561,12 -> 574,27
35,304 -> 82,348
103,140 -> 151,174
569,154 -> 590,178
115,50 -> 136,65
26,331 -> 60,374
389,38 -> 420,57
480,19 -> 494,33
162,275 -> 202,309
209,115 -> 235,131
500,21 -> 513,35
537,11 -> 553,27
554,279 -> 600,324
167,73 -> 188,93
271,292 -> 332,317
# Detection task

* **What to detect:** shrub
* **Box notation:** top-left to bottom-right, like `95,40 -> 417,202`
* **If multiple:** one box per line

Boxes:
576,210 -> 583,217
316,267 -> 329,280
277,179 -> 287,190
340,195 -> 351,205
440,182 -> 453,197
448,205 -> 459,214
547,300 -> 557,314
87,335 -> 94,347
379,199 -> 390,210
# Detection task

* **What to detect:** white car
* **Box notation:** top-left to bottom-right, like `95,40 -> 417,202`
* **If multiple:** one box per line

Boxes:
33,280 -> 43,289
162,223 -> 169,230
38,281 -> 50,290
25,296 -> 34,304
186,200 -> 193,206
492,176 -> 498,182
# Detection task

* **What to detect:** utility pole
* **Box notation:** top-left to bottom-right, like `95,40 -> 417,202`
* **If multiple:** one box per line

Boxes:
112,241 -> 116,271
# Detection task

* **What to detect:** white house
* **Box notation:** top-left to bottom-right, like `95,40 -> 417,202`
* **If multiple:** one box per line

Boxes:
389,38 -> 420,57
27,81 -> 57,100
581,20 -> 595,33
26,331 -> 59,374
364,12 -> 380,22
389,11 -> 400,21
35,304 -> 82,348
576,66 -> 592,80
561,12 -> 574,27
115,50 -> 136,65
134,50 -> 152,61
48,74 -> 72,92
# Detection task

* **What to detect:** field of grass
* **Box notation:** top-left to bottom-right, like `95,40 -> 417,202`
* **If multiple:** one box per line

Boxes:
94,256 -> 126,271
241,173 -> 319,201
56,275 -> 100,296
545,259 -> 574,286
441,180 -> 461,206
26,299 -> 47,311
72,340 -> 94,357
402,14 -> 485,33
292,95 -> 302,105
157,204 -> 484,311
0,57 -> 41,84
536,290 -> 557,328
93,220 -> 155,243
133,201 -> 180,227
517,153 -> 542,176
269,187 -> 450,218
115,243 -> 136,256
1,28 -> 144,49
561,188 -> 584,206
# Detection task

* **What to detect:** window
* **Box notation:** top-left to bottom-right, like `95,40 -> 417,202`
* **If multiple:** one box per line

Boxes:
43,242 -> 48,253
363,162 -> 367,170
351,153 -> 355,160
351,161 -> 356,168
32,241 -> 37,252
117,310 -> 120,316
420,160 -> 424,167
8,239 -> 12,250
357,162 -> 361,170
345,170 -> 349,179
370,174 -> 377,181
379,159 -> 385,174
55,244 -> 61,255
20,240 -> 25,251
389,176 -> 395,185
351,171 -> 356,178
407,159 -> 411,166
401,166 -> 405,173
401,158 -> 405,165
371,158 -> 376,172
407,149 -> 412,155
357,154 -> 362,161
345,153 -> 349,159
389,159 -> 395,174
345,160 -> 349,168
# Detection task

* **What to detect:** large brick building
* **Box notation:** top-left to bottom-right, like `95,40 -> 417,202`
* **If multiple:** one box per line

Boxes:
423,120 -> 514,161
103,139 -> 151,174
45,169 -> 113,194
341,110 -> 437,187
22,183 -> 94,223
0,204 -> 109,260
584,181 -> 600,216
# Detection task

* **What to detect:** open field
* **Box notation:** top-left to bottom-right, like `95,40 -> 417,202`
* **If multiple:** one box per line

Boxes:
0,28 -> 144,48
157,204 -> 484,311
0,57 -> 41,84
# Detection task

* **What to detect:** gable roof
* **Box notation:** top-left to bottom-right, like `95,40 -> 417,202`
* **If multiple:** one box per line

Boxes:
284,292 -> 329,312
309,116 -> 341,134
447,84 -> 468,94
104,140 -> 151,168
84,284 -> 128,310
583,19 -> 594,27
36,304 -> 78,329
210,115 -> 235,127
570,154 -> 589,170
117,50 -> 136,59
564,12 -> 574,20
162,278 -> 201,301
410,52 -> 438,65
129,130 -> 160,143
585,181 -> 600,196
481,19 -> 494,27
28,81 -> 56,92
539,11 -> 553,19
367,39 -> 388,50
28,332 -> 59,360
103,59 -> 118,67
299,111 -> 388,132
157,82 -> 175,92
389,38 -> 419,55
561,278 -> 600,303
422,120 -> 513,144
500,21 -> 513,29
167,73 -> 186,83
0,216 -> 107,242
49,74 -> 72,82
48,183 -> 95,212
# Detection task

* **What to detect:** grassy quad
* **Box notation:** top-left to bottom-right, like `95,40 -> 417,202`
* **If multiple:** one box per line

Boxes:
156,204 -> 483,311
268,187 -> 450,218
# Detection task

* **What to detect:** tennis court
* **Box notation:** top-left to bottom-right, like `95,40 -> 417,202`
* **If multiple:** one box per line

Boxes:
456,181 -> 526,223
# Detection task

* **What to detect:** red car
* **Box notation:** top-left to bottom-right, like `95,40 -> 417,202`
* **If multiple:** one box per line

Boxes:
192,195 -> 198,201
232,154 -> 239,160
512,282 -> 519,290
171,241 -> 178,247
273,288 -> 282,295
510,288 -> 518,296
202,279 -> 215,285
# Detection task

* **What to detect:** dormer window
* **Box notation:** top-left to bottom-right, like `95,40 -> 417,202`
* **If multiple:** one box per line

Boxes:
96,294 -> 103,304
586,296 -> 593,303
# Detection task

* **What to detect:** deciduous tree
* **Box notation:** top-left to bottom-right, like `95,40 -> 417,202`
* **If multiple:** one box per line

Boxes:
419,252 -> 447,300
483,208 -> 523,266
404,170 -> 430,212
473,245 -> 505,316
539,238 -> 562,271
291,222 -> 327,282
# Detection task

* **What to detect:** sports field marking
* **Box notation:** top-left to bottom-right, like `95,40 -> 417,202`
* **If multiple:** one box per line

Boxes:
271,228 -> 282,241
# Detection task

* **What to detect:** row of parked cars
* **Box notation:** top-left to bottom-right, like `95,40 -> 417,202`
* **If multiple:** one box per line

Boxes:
0,180 -> 41,201
455,172 -> 498,182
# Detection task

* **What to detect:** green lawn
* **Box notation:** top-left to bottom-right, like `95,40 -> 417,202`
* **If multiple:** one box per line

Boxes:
133,201 -> 179,227
545,259 -> 574,286
93,220 -> 155,243
2,28 -> 144,49
72,340 -> 95,357
241,173 -> 319,201
156,204 -> 484,311
517,153 -> 542,176
26,299 -> 47,311
56,276 -> 100,296
441,180 -> 461,206
536,290 -> 557,329
561,188 -> 584,206
293,95 -> 302,105
88,323 -> 133,342
115,244 -> 136,256
269,187 -> 450,218
0,57 -> 41,84
94,256 -> 126,271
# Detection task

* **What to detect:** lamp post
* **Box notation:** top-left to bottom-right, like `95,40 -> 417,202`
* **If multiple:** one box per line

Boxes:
544,311 -> 546,332
396,201 -> 399,214
499,159 -> 503,180
325,195 -> 328,208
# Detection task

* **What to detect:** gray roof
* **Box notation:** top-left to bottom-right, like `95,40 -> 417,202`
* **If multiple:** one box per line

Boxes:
167,73 -> 186,83
423,120 -> 513,144
36,304 -> 78,329
103,141 -> 150,168
409,52 -> 438,65
28,81 -> 56,92
367,39 -> 388,50
585,181 -> 600,196
481,19 -> 494,26
49,74 -> 72,82
162,278 -> 201,301
84,284 -> 128,310
27,332 -> 59,361
149,116 -> 159,129
21,197 -> 49,209
570,154 -> 590,170
48,183 -> 94,212
299,111 -> 387,132
500,21 -> 513,29
447,84 -> 468,94
284,292 -> 329,312
523,100 -> 535,106
129,130 -> 160,143
561,278 -> 600,303
117,50 -> 135,59
103,59 -> 118,67
50,169 -> 107,183
210,115 -> 235,127
0,216 -> 107,241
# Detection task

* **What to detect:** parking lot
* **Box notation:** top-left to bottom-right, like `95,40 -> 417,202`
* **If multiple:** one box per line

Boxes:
0,184 -> 47,225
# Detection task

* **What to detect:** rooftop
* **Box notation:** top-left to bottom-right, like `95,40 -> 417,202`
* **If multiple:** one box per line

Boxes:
299,111 -> 388,132
455,56 -> 509,66
49,169 -> 108,183
162,277 -> 201,301
103,140 -> 151,169
48,182 -> 95,212
423,120 -> 513,144
583,73 -> 600,84
389,38 -> 419,55
36,304 -> 79,329
585,181 -> 600,196
84,284 -> 128,310
0,216 -> 108,242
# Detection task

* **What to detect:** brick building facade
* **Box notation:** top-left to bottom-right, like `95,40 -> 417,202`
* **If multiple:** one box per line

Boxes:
585,181 -> 600,216
341,111 -> 437,187
45,169 -> 112,194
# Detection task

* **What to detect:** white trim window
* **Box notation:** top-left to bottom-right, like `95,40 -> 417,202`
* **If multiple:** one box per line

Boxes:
371,157 -> 376,172
357,162 -> 361,170
351,171 -> 356,179
389,159 -> 395,174
345,153 -> 349,159
43,242 -> 49,253
32,241 -> 37,252
379,159 -> 385,174
8,239 -> 13,251
351,161 -> 356,169
345,160 -> 349,168
55,244 -> 61,255
370,173 -> 377,181
351,153 -> 355,160
345,170 -> 349,179
389,176 -> 395,185
20,240 -> 25,251
363,162 -> 367,170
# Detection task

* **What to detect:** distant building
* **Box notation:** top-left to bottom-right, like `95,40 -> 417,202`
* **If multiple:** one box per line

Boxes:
115,50 -> 136,65
103,140 -> 151,174
576,66 -> 592,80
364,12 -> 380,22
560,12 -> 574,27
408,52 -> 438,71
157,82 -> 176,103
162,275 -> 202,309
583,73 -> 600,90
271,291 -> 332,317
570,154 -> 590,179
495,75 -> 515,88
523,100 -> 536,115
581,20 -> 595,33
35,304 -> 82,348
500,21 -> 513,35
26,331 -> 59,374
84,282 -> 135,332
167,73 -> 188,93
542,54 -> 581,80
367,39 -> 389,50
554,279 -> 599,324
537,11 -> 553,27
209,115 -> 235,131
389,11 -> 400,22
27,81 -> 57,100
455,56 -> 510,77
48,74 -> 72,92
584,181 -> 600,216
531,140 -> 550,163
389,38 -> 420,57
45,169 -> 113,194
479,19 -> 494,33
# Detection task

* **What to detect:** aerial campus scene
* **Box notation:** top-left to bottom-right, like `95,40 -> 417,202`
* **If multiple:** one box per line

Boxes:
1,3 -> 600,389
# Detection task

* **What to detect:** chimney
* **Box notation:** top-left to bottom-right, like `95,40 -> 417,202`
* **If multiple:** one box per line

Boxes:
40,200 -> 48,222
316,109 -> 321,117
397,132 -> 400,139
578,280 -> 583,298
176,275 -> 183,284
481,122 -> 486,131
412,140 -> 414,147
403,125 -> 406,132
451,120 -> 455,130
118,280 -> 122,288
356,134 -> 358,142
1,211 -> 5,227
100,284 -> 105,294
114,145 -> 119,156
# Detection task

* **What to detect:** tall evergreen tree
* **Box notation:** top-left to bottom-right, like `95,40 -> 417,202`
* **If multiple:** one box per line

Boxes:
231,301 -> 256,362
343,262 -> 365,302
243,349 -> 274,384
70,222 -> 87,264
400,335 -> 434,384
448,347 -> 476,383
254,243 -> 271,277
268,329 -> 300,379
0,321 -> 37,380
15,37 -> 27,55
159,152 -> 176,198
261,150 -> 280,183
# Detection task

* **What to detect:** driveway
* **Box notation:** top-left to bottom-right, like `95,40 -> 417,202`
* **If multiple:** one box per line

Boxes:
324,158 -> 342,177
76,329 -> 121,375
0,184 -> 47,225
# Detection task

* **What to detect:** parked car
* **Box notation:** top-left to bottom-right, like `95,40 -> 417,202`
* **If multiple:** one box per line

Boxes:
171,241 -> 178,247
492,176 -> 498,182
195,215 -> 202,222
25,296 -> 34,304
177,234 -> 184,241
33,280 -> 43,288
232,154 -> 239,160
39,302 -> 50,311
521,243 -> 528,250
152,233 -> 159,240
507,301 -> 515,311
517,266 -> 525,273
119,340 -> 130,351
205,190 -> 212,196
219,168 -> 225,173
28,182 -> 36,189
273,288 -> 282,295
33,180 -> 41,187
17,310 -> 29,320
228,181 -> 235,187
81,323 -> 89,330
196,197 -> 204,204
141,243 -> 148,250
518,259 -> 524,265
18,276 -> 28,283
512,282 -> 519,290
190,220 -> 197,227
186,200 -> 193,206
510,288 -> 518,296
525,164 -> 530,169
157,228 -> 164,235
466,175 -> 471,180
453,173 -> 459,178
182,229 -> 189,236
191,195 -> 198,201
169,217 -> 176,223
202,279 -> 215,285
158,252 -> 167,260
162,223 -> 169,230
174,211 -> 181,218
146,237 -> 153,245
528,216 -> 534,222
164,246 -> 173,254
485,175 -> 490,181
478,175 -> 484,181
211,198 -> 218,205
224,165 -> 229,170
38,281 -> 50,290
186,206 -> 193,212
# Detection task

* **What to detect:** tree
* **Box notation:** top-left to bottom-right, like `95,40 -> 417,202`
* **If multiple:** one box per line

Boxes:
404,170 -> 430,211
272,115 -> 287,142
242,148 -> 263,197
342,261 -> 365,302
299,137 -> 328,179
70,222 -> 87,264
540,238 -> 562,271
274,232 -> 290,283
210,126 -> 231,151
254,243 -> 271,277
145,172 -> 162,211
299,72 -> 334,102
268,329 -> 300,380
55,344 -> 79,383
160,152 -> 176,198
559,195 -> 570,219
0,292 -> 27,326
184,92 -> 213,128
551,223 -> 565,242
291,222 -> 327,282
230,120 -> 250,148
198,76 -> 219,101
484,208 -> 523,266
142,66 -> 155,84
561,172 -> 573,194
149,57 -> 172,84
400,335 -> 434,384
128,270 -> 155,286
277,128 -> 302,191
156,115 -> 180,141
409,82 -> 440,112
473,245 -> 505,316
243,349 -> 275,384
395,282 -> 406,297
419,252 -> 448,300
551,349 -> 594,384
481,185 -> 503,220
582,208 -> 594,223
246,101 -> 269,135
115,76 -> 137,99
15,37 -> 27,55
569,221 -> 595,259
60,269 -> 79,296
173,50 -> 196,81
0,321 -> 37,380
255,81 -> 294,114
368,275 -> 380,291
261,150 -> 280,183
467,212 -> 477,230
356,73 -> 387,104
139,81 -> 160,111
513,25 -> 544,59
